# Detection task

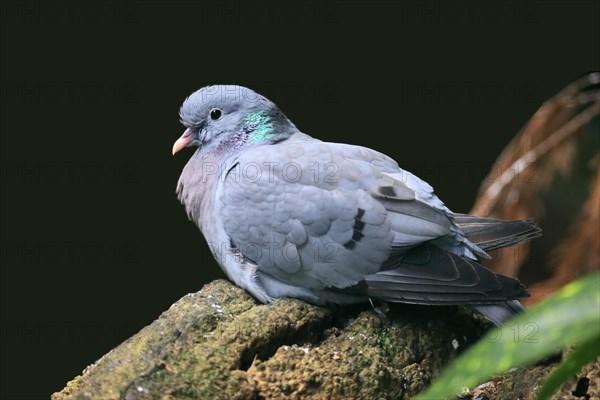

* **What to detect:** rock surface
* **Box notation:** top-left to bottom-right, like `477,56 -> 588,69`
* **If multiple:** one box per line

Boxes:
52,280 -> 598,400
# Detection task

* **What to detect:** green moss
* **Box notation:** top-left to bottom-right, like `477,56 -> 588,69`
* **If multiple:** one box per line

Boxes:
52,280 -> 257,400
53,281 -> 332,400
58,281 -> 562,400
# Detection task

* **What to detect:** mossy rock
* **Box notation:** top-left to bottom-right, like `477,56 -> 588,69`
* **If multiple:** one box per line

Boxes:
52,279 -> 596,400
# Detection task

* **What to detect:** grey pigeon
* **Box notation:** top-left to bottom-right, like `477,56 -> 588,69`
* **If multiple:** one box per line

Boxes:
173,85 -> 541,326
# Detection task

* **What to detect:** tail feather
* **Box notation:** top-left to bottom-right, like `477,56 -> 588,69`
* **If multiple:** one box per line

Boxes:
368,244 -> 530,306
362,215 -> 539,326
454,214 -> 542,251
469,300 -> 527,326
453,215 -> 538,325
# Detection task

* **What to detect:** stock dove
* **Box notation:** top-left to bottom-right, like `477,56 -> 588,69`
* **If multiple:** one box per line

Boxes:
173,85 -> 540,325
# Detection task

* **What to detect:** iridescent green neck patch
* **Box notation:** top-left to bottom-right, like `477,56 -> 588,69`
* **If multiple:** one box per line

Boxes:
243,111 -> 274,143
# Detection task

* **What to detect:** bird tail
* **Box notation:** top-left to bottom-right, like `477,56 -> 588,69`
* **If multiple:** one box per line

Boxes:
453,214 -> 538,324
469,300 -> 527,326
453,214 -> 542,251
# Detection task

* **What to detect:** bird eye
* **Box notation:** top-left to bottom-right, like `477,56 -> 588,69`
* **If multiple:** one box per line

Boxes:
210,108 -> 222,120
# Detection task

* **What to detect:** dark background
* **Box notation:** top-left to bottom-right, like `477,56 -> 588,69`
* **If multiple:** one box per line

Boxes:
1,1 -> 598,398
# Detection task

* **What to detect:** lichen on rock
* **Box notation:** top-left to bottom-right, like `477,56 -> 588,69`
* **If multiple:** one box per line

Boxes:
52,279 -> 594,400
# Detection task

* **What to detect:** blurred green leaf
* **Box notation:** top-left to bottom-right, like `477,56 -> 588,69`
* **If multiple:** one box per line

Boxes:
416,271 -> 600,400
535,334 -> 600,400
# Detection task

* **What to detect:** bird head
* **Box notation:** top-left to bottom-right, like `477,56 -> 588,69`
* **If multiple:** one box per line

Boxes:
172,85 -> 297,155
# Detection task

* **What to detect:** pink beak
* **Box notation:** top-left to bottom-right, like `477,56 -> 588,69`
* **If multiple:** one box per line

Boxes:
172,128 -> 195,155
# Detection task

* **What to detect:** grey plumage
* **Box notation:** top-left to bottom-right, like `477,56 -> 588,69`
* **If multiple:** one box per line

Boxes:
173,85 -> 541,326
453,214 -> 541,251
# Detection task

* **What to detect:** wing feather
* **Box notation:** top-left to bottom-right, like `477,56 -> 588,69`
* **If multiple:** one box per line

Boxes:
366,244 -> 529,304
218,136 -> 489,295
